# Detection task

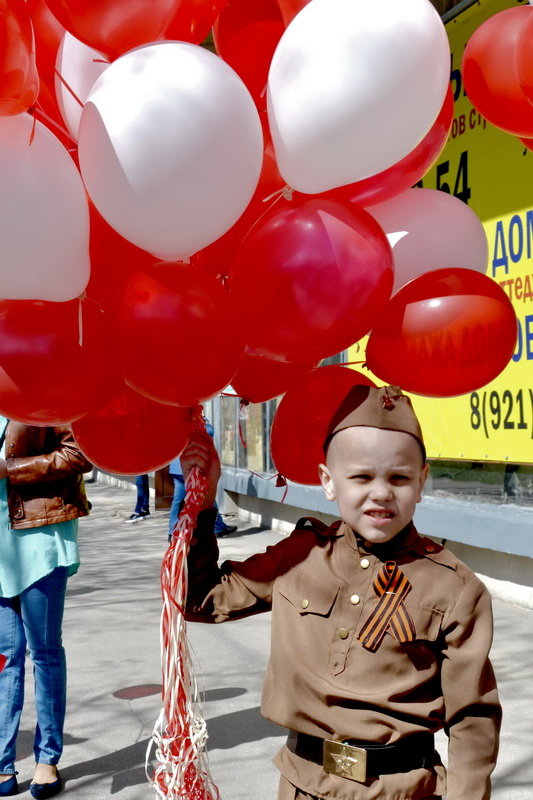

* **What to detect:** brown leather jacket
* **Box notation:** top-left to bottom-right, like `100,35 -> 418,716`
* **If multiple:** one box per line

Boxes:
5,423 -> 92,530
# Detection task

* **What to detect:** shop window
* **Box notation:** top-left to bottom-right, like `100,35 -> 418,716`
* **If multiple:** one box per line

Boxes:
426,460 -> 533,506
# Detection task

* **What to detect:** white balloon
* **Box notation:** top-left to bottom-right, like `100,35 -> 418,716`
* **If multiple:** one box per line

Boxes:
78,42 -> 263,261
0,114 -> 90,301
366,188 -> 489,294
267,0 -> 450,194
55,32 -> 109,141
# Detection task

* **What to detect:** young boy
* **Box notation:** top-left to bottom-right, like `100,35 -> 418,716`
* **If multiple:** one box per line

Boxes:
183,385 -> 501,800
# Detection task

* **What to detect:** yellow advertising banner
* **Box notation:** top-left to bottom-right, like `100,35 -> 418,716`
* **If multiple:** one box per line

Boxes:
350,0 -> 533,464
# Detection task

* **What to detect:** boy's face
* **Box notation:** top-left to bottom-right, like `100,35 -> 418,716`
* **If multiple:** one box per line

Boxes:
319,425 -> 429,545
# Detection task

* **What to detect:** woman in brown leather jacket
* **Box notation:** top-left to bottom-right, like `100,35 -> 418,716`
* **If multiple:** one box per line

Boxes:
0,421 -> 91,799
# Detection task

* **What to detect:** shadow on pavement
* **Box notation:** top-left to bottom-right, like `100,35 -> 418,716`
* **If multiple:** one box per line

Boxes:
206,705 -> 283,750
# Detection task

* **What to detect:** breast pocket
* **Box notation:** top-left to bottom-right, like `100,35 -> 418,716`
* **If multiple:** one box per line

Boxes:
276,569 -> 340,617
346,603 -> 444,696
407,603 -> 443,643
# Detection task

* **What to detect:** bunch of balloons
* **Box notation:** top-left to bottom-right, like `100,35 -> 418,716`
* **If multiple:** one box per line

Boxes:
0,0 -> 519,481
462,4 -> 533,150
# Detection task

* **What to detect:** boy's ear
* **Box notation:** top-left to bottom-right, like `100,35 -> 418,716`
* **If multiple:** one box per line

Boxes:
318,463 -> 336,501
416,463 -> 430,503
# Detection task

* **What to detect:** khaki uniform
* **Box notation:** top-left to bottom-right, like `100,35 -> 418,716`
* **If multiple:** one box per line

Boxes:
187,515 -> 501,800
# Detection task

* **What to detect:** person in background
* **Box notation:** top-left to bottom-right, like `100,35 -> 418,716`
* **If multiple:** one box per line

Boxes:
168,416 -> 236,540
0,421 -> 92,798
125,474 -> 151,523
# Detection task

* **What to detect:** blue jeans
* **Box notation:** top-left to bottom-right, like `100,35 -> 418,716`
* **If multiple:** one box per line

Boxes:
0,567 -> 68,773
168,475 -> 228,536
168,476 -> 186,537
134,474 -> 150,514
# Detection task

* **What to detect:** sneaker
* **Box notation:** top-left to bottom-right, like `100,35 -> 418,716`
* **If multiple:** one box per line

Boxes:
216,525 -> 237,537
125,511 -> 151,523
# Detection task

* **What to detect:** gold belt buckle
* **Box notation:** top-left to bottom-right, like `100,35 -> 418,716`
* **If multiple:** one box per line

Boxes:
323,739 -> 367,783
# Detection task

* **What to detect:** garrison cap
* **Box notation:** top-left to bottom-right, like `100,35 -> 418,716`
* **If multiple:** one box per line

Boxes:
323,385 -> 426,461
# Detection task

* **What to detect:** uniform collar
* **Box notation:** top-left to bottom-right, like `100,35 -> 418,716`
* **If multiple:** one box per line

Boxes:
342,520 -> 420,558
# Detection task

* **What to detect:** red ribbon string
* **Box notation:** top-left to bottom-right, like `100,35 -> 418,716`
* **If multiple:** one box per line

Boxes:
28,103 -> 78,147
54,67 -> 84,109
148,408 -> 220,800
247,469 -> 289,503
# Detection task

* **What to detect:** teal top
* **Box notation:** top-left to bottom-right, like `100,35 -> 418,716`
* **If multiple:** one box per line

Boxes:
0,416 -> 80,598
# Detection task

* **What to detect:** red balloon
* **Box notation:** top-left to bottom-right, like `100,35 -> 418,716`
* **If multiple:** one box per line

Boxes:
72,385 -> 193,474
519,136 -> 533,152
43,0 -> 181,60
516,10 -> 533,104
270,365 -> 376,485
462,6 -> 533,138
231,351 -> 316,403
117,262 -> 245,407
163,0 -> 229,44
229,197 -> 393,363
87,203 -> 156,311
275,0 -> 309,26
366,268 -> 518,397
0,0 -> 39,115
27,0 -> 78,150
312,85 -> 453,208
213,0 -> 284,110
0,299 -> 122,425
191,110 -> 284,277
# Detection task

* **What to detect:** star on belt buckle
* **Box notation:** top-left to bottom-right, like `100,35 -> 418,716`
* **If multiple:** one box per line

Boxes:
323,739 -> 367,783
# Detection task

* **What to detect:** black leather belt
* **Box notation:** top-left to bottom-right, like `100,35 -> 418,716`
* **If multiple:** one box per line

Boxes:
291,731 -> 436,783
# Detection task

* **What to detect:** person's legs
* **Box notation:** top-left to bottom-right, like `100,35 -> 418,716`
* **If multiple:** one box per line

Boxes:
0,595 -> 26,778
214,506 -> 229,534
213,504 -> 237,536
134,475 -> 150,515
168,476 -> 186,537
21,568 -> 68,769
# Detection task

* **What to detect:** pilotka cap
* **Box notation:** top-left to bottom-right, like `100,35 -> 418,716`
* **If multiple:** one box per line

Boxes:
323,384 -> 426,461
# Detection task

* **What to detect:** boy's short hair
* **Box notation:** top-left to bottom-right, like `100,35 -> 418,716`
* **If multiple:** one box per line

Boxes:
323,385 -> 426,463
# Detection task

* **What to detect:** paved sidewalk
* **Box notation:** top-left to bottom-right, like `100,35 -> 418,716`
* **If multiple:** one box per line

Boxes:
13,479 -> 533,799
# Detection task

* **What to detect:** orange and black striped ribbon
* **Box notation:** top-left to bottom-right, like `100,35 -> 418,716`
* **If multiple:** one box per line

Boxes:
357,561 -> 416,652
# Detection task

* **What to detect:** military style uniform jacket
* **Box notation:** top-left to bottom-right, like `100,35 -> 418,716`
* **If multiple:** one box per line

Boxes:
186,514 -> 501,800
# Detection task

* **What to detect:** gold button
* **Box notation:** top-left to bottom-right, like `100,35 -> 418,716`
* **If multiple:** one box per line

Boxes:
360,558 -> 370,569
350,594 -> 360,605
300,598 -> 309,609
426,544 -> 435,553
338,628 -> 349,639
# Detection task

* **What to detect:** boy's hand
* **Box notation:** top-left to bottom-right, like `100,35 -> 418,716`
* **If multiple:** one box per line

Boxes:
179,432 -> 221,510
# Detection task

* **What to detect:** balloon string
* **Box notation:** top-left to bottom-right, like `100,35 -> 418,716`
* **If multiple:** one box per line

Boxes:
342,360 -> 368,367
256,185 -> 294,220
262,184 -> 293,204
78,296 -> 84,347
28,113 -> 37,146
54,68 -> 84,109
148,407 -> 219,800
247,470 -> 289,503
29,104 -> 78,147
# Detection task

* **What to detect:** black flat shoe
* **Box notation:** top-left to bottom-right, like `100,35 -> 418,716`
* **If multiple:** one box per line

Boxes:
0,775 -> 18,796
30,772 -> 63,800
